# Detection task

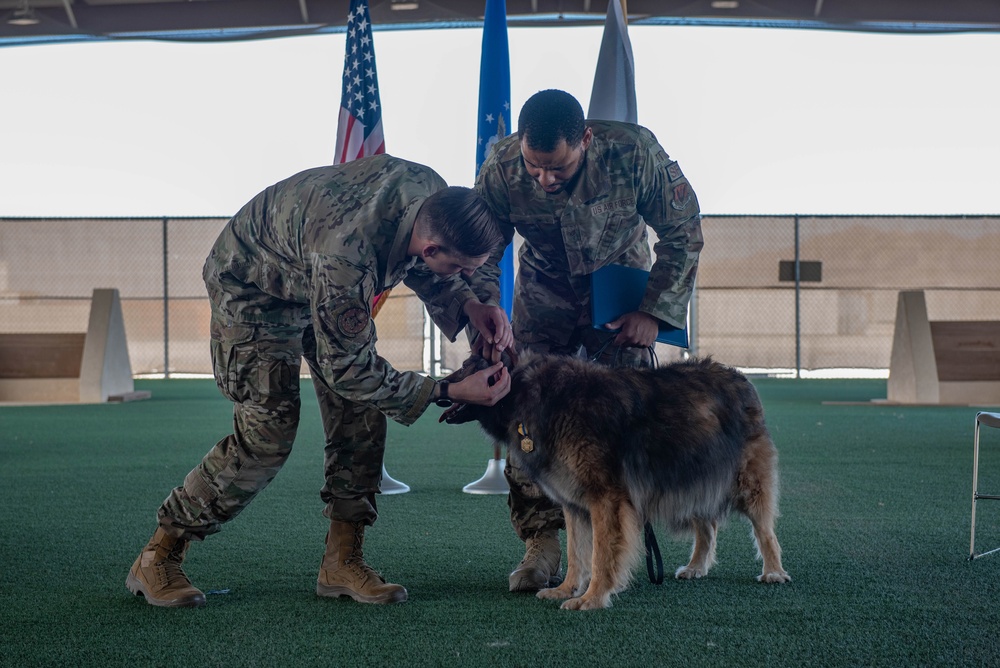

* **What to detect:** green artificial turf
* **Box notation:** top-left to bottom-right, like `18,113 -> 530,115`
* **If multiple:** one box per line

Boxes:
1,377 -> 999,667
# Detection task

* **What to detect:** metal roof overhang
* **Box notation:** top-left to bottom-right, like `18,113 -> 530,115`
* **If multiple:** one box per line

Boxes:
2,0 -> 1000,48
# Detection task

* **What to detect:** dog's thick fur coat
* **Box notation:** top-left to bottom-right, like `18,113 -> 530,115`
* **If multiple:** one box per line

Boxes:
443,352 -> 790,610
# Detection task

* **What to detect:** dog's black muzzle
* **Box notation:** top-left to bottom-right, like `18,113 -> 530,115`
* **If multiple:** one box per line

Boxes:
438,403 -> 473,424
436,354 -> 501,425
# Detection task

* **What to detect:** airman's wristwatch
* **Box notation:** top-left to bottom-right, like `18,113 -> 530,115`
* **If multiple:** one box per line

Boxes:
435,380 -> 453,408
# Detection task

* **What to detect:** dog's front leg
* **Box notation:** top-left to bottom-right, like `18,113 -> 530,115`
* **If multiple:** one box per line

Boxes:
561,495 -> 640,611
537,509 -> 589,601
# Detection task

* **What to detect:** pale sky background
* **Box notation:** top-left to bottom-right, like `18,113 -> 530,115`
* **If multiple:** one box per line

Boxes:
1,24 -> 998,218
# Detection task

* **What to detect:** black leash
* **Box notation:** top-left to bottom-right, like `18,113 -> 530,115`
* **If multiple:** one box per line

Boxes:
590,339 -> 663,584
588,339 -> 659,368
587,336 -> 617,363
644,521 -> 664,585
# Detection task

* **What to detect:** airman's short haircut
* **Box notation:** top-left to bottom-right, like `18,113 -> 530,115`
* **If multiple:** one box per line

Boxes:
517,89 -> 586,153
417,186 -> 503,258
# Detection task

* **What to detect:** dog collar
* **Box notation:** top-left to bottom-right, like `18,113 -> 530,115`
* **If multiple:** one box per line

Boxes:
517,422 -> 534,453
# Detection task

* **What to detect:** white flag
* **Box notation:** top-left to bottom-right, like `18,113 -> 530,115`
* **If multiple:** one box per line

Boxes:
588,0 -> 637,123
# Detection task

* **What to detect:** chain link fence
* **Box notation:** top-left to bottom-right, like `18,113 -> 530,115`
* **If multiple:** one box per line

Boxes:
1,215 -> 998,377
696,215 -> 1000,374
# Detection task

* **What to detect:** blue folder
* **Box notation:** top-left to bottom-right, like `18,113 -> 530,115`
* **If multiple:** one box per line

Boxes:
590,264 -> 689,349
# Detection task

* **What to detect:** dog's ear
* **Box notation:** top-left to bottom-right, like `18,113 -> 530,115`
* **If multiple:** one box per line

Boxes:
441,354 -> 482,383
501,346 -> 518,370
441,347 -> 513,387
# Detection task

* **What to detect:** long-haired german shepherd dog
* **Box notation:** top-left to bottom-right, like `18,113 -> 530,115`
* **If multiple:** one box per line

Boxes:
440,351 -> 790,610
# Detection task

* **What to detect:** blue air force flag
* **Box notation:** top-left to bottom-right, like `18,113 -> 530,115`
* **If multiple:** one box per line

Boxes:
475,0 -> 514,317
475,0 -> 511,177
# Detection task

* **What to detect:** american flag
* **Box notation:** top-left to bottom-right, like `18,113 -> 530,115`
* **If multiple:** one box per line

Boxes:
334,0 -> 384,164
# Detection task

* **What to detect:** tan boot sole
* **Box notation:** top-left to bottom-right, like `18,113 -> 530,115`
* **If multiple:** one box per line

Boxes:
509,567 -> 564,593
126,572 -> 207,608
316,581 -> 407,604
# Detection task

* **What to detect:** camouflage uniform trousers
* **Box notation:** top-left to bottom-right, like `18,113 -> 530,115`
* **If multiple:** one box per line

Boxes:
505,325 -> 654,541
157,308 -> 387,541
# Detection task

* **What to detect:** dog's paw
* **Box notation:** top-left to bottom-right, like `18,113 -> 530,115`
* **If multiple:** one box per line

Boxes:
674,565 -> 707,580
560,595 -> 610,611
537,585 -> 573,601
758,570 -> 791,584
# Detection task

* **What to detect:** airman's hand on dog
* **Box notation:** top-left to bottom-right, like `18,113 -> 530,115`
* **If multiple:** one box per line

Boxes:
474,339 -> 506,365
463,300 -> 513,359
605,310 -> 660,348
450,361 -> 510,406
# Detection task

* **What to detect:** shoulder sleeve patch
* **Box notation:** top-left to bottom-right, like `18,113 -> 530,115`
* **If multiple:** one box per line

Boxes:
332,301 -> 370,338
310,260 -> 373,339
670,182 -> 694,211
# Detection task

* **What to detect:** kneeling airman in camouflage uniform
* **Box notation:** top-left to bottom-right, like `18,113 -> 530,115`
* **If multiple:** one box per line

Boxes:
126,155 -> 512,607
470,90 -> 704,592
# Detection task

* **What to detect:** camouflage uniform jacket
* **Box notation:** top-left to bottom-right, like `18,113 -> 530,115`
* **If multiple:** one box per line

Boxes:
203,154 -> 479,426
471,120 -> 704,345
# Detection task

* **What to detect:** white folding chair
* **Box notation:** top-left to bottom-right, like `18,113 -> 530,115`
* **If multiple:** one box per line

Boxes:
970,411 -> 1000,560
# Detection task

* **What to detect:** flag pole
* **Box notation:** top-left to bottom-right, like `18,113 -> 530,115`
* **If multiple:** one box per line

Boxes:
464,0 -> 512,495
334,0 -> 408,494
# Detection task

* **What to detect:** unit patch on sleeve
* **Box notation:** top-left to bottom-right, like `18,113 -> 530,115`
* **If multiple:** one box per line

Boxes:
336,305 -> 370,338
671,182 -> 693,211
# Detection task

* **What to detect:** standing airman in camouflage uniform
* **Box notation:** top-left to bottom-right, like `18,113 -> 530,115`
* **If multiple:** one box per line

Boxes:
126,154 -> 512,608
469,89 -> 704,592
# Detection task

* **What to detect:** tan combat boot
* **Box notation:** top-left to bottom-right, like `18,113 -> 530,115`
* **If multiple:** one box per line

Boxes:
509,530 -> 562,592
125,527 -> 206,608
316,520 -> 407,604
